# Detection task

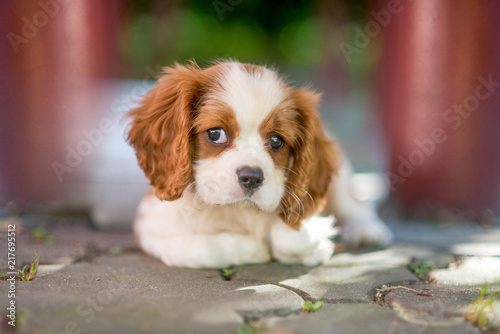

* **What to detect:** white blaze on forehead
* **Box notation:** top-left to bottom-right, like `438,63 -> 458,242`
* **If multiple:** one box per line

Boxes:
218,63 -> 285,137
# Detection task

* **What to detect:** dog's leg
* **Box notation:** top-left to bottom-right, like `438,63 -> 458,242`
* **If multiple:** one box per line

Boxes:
322,156 -> 393,247
139,231 -> 271,269
270,216 -> 335,266
134,193 -> 271,269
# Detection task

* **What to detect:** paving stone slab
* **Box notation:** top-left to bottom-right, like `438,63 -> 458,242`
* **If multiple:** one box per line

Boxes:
326,242 -> 452,268
1,218 -> 498,333
280,265 -> 419,303
0,254 -> 304,334
430,257 -> 500,285
381,284 -> 499,332
235,262 -> 313,284
0,217 -> 136,269
264,304 -> 481,334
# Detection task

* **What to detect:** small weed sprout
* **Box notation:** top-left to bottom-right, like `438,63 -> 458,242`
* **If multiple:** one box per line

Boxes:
18,253 -> 40,281
109,246 -> 123,255
222,269 -> 235,280
237,322 -> 263,334
302,300 -> 324,314
14,311 -> 27,327
31,227 -> 55,245
465,284 -> 500,332
408,261 -> 437,279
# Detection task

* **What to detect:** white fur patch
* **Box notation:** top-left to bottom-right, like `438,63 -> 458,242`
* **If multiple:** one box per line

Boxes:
219,62 -> 285,137
192,62 -> 288,212
270,216 -> 336,266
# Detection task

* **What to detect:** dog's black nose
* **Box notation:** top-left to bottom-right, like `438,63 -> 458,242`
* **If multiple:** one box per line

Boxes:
237,166 -> 264,194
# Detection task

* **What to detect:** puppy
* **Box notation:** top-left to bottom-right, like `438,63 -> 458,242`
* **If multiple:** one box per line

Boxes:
126,60 -> 392,268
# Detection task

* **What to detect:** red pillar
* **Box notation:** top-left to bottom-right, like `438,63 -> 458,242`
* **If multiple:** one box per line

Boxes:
380,0 -> 500,219
0,0 -> 119,205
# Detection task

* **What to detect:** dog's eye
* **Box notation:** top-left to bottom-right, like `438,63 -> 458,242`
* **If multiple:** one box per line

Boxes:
269,136 -> 285,151
206,128 -> 228,145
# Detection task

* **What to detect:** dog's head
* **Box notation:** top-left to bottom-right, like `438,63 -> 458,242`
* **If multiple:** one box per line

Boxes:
127,60 -> 338,229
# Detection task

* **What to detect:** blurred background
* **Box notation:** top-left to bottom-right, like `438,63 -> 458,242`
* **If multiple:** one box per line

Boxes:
1,0 -> 499,228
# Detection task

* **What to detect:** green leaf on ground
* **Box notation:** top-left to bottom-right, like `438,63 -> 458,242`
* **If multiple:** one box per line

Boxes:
31,227 -> 55,245
302,300 -> 324,314
408,261 -> 436,279
18,253 -> 40,281
465,283 -> 500,332
222,269 -> 235,279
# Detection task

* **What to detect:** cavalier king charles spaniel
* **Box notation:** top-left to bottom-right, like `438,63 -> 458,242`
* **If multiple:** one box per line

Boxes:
126,60 -> 392,268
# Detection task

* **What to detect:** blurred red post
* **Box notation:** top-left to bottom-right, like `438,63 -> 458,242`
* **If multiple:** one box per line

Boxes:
380,0 -> 500,219
0,0 -> 118,206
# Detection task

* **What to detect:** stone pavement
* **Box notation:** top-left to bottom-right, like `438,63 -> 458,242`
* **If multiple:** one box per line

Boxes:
0,214 -> 499,334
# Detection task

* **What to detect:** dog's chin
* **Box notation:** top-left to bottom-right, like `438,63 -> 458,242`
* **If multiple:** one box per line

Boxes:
232,198 -> 272,211
196,193 -> 278,212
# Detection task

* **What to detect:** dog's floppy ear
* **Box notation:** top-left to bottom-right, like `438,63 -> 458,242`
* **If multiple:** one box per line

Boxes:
126,63 -> 204,201
279,88 -> 339,229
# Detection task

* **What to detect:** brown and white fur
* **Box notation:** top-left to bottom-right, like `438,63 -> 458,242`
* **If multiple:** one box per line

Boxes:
126,60 -> 392,269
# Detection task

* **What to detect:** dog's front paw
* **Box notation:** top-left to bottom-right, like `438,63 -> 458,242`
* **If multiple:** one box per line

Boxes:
296,236 -> 335,266
272,237 -> 334,267
340,215 -> 393,248
271,216 -> 335,266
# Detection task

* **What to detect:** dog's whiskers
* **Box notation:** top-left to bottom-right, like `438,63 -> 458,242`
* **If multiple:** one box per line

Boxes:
285,180 -> 314,204
284,186 -> 304,217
